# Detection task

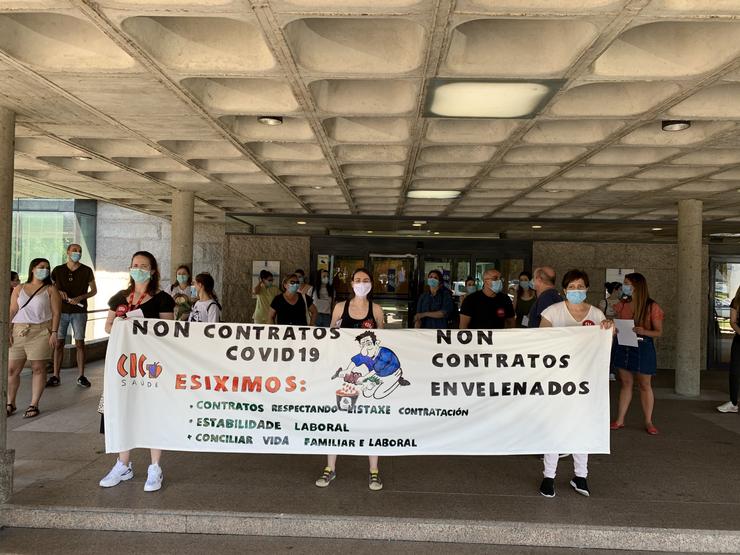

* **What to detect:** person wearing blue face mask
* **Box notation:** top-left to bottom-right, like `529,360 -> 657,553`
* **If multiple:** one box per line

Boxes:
514,271 -> 537,328
48,244 -> 97,388
268,273 -> 318,326
8,258 -> 62,419
539,269 -> 614,499
459,268 -> 515,329
169,265 -> 196,322
414,269 -> 454,329
101,251 -> 175,493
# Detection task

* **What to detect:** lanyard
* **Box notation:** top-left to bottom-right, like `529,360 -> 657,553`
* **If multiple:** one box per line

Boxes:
127,291 -> 149,312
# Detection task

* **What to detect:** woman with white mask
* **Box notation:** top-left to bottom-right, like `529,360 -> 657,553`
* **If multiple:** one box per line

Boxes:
316,267 -> 386,491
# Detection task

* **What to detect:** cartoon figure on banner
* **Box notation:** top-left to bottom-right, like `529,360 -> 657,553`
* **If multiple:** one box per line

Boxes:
331,331 -> 411,410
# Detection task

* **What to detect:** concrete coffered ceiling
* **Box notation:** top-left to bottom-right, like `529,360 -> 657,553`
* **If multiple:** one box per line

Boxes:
2,0 -> 740,239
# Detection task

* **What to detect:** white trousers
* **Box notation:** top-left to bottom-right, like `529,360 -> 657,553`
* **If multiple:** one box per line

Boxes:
543,453 -> 588,479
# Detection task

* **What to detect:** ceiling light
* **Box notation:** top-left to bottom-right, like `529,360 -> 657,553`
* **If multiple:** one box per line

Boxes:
545,189 -> 560,193
433,231 -> 440,235
413,220 -> 427,224
531,225 -> 542,229
313,186 -> 323,190
258,116 -> 283,126
651,227 -> 663,231
412,223 -> 422,227
661,120 -> 690,132
73,155 -> 92,161
367,230 -> 373,234
296,220 -> 306,225
407,190 -> 461,199
425,79 -> 563,119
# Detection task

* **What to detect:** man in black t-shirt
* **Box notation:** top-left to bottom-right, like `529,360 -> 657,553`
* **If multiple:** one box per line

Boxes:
49,244 -> 97,388
459,268 -> 515,329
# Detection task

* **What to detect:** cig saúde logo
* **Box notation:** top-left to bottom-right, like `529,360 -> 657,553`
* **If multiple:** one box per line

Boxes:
117,353 -> 162,379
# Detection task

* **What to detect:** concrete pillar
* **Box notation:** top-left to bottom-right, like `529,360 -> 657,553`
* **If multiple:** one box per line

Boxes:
0,106 -> 16,502
171,190 -> 195,281
675,199 -> 703,397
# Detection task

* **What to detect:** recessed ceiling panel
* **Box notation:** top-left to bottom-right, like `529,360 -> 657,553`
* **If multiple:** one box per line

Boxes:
425,119 -> 521,144
549,82 -> 681,116
309,79 -> 418,115
419,146 -> 495,163
342,164 -> 405,177
620,121 -> 735,146
414,165 -> 482,178
504,146 -> 586,164
121,17 -> 275,73
671,150 -> 740,165
445,19 -> 597,76
593,22 -> 740,78
522,120 -> 624,144
588,147 -> 680,165
334,145 -> 409,163
324,117 -> 410,143
247,142 -> 324,161
668,84 -> 740,119
181,78 -> 299,114
284,18 -> 425,74
0,13 -> 136,71
221,116 -> 315,142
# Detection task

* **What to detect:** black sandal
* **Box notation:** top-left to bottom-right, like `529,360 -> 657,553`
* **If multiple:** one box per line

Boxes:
6,404 -> 16,417
23,405 -> 40,418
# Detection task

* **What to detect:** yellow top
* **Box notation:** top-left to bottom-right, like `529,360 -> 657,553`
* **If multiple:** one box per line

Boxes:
253,285 -> 278,324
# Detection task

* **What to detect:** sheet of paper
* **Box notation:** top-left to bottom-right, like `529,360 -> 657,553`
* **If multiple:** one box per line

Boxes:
615,319 -> 639,347
126,308 -> 145,319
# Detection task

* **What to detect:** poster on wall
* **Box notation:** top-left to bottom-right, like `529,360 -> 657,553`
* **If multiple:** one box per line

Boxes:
252,260 -> 280,290
317,255 -> 329,271
605,268 -> 633,285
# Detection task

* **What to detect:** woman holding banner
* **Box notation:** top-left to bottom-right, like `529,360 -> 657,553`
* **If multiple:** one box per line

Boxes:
316,267 -> 385,491
539,269 -> 613,498
610,272 -> 663,435
99,251 -> 175,493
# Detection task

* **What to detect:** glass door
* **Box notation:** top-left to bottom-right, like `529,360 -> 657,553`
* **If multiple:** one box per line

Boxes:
710,260 -> 740,368
369,254 -> 416,328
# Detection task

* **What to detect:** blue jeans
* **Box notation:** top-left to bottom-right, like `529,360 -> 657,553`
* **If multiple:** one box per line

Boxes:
315,313 -> 332,327
58,313 -> 88,341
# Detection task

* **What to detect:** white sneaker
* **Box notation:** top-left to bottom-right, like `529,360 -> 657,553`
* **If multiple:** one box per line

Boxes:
144,463 -> 163,492
716,401 -> 738,413
99,459 -> 134,488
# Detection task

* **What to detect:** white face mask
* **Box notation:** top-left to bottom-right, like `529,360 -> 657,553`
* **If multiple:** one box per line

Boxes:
352,282 -> 372,297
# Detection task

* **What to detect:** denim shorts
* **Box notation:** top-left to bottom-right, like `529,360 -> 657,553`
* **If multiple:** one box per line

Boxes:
58,312 -> 88,341
611,336 -> 657,376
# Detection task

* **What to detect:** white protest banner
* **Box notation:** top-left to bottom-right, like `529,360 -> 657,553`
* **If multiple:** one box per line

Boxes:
104,320 -> 612,456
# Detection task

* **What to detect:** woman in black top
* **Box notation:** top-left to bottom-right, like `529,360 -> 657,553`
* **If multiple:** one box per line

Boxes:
99,251 -> 174,493
329,268 -> 384,329
316,268 -> 385,491
268,273 -> 317,326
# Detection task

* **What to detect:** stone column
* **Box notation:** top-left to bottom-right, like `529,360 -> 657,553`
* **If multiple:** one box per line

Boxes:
0,106 -> 16,502
170,190 -> 195,281
675,199 -> 703,397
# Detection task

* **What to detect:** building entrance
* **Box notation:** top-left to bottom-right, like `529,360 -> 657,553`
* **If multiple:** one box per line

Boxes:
311,237 -> 532,329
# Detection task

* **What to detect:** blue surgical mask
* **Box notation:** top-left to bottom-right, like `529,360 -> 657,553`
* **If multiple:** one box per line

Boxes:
566,290 -> 587,304
287,283 -> 300,293
489,280 -> 503,294
69,252 -> 81,263
520,280 -> 530,290
427,278 -> 439,288
130,268 -> 151,283
321,277 -> 329,285
622,284 -> 633,296
34,268 -> 49,280
176,275 -> 189,284
466,285 -> 477,294
528,281 -> 536,289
